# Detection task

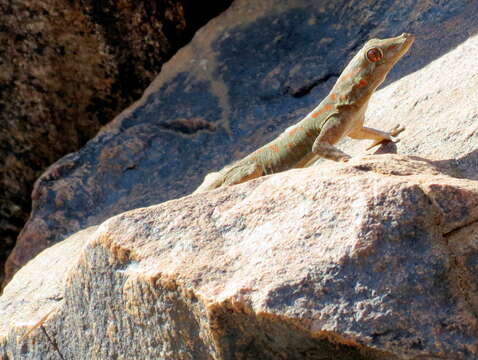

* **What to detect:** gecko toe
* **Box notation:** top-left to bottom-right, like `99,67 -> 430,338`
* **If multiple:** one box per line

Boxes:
390,125 -> 405,137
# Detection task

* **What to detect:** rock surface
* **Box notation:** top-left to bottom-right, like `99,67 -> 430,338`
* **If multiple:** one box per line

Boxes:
0,0 -> 232,285
1,154 -> 478,359
5,0 -> 478,285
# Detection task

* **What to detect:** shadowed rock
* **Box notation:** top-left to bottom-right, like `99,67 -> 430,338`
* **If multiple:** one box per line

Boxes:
0,0 -> 233,286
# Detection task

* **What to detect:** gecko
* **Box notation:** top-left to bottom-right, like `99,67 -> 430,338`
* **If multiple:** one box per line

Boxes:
194,33 -> 415,193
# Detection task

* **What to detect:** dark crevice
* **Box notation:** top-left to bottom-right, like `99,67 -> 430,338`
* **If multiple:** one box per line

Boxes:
40,326 -> 65,360
371,329 -> 393,342
443,219 -> 478,237
288,73 -> 340,98
160,118 -> 218,135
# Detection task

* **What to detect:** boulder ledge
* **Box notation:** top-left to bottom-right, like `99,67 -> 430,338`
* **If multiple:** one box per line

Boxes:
1,154 -> 478,359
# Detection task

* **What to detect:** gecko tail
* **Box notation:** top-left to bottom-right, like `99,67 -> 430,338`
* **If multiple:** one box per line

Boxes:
193,171 -> 225,194
193,161 -> 263,194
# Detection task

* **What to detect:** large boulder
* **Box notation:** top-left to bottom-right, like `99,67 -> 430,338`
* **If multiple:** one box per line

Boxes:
1,154 -> 478,359
0,0 -> 232,285
5,0 -> 478,285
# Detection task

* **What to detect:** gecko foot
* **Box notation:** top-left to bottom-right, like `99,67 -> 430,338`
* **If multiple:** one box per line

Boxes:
366,124 -> 405,150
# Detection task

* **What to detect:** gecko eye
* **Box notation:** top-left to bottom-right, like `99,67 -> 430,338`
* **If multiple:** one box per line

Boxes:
366,48 -> 383,62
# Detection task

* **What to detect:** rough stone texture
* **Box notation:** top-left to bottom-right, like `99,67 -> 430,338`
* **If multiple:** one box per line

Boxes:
0,0 -> 233,286
1,155 -> 478,359
5,0 -> 478,284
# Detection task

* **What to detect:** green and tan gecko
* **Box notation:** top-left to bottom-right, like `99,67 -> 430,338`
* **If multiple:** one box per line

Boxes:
194,33 -> 415,193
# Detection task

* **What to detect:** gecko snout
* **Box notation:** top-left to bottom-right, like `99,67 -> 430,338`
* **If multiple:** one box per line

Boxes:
401,33 -> 415,43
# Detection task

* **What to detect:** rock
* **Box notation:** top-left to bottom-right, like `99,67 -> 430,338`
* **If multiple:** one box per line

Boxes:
0,0 -> 233,286
1,154 -> 478,359
4,0 -> 478,285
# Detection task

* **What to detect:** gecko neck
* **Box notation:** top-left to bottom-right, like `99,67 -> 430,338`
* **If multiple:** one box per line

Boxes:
334,77 -> 382,109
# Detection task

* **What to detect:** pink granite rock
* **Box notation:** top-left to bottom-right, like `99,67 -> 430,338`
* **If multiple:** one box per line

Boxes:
1,155 -> 477,359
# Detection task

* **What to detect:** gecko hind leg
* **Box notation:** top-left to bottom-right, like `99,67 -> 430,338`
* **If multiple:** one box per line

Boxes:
193,162 -> 263,193
222,162 -> 263,186
193,171 -> 224,194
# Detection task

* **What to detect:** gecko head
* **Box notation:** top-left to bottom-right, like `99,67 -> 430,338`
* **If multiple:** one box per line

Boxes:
360,33 -> 415,87
364,33 -> 414,66
333,33 -> 414,104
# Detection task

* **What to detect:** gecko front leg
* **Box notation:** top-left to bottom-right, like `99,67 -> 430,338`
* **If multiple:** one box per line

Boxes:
348,124 -> 405,150
311,116 -> 352,162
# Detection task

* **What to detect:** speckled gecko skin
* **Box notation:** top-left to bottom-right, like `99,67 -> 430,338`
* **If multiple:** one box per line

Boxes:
194,33 -> 415,193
